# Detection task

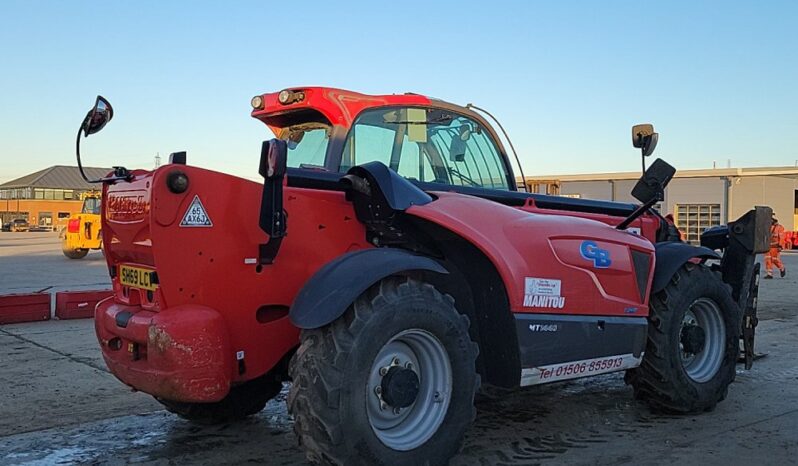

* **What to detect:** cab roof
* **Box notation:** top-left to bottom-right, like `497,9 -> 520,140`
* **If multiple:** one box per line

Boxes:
250,87 -> 478,132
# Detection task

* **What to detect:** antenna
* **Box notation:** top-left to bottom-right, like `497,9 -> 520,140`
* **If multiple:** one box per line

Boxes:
155,152 -> 161,168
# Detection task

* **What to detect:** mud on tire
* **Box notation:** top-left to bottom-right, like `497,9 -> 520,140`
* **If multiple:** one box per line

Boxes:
157,371 -> 282,424
625,262 -> 741,413
288,277 -> 479,466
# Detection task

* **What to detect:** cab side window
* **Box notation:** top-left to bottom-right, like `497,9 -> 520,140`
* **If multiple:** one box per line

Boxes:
340,107 -> 510,190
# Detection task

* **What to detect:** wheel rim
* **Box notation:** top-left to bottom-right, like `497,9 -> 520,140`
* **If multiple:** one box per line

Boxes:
680,298 -> 726,383
366,329 -> 452,451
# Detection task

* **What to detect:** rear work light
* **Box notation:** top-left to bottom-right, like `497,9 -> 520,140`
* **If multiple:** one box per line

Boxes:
278,89 -> 305,105
67,218 -> 80,233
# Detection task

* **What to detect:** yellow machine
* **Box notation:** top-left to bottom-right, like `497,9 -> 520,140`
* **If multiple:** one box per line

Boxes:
61,191 -> 102,259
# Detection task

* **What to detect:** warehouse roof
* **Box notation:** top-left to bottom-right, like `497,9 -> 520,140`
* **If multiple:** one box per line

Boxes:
0,166 -> 112,189
523,166 -> 798,182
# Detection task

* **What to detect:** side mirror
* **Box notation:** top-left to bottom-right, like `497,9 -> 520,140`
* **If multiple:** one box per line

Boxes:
631,158 -> 676,204
259,139 -> 288,179
632,123 -> 658,158
449,124 -> 471,162
258,138 -> 288,265
82,96 -> 113,137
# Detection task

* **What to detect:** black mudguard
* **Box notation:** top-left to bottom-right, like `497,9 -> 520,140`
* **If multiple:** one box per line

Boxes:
289,248 -> 448,329
651,242 -> 720,293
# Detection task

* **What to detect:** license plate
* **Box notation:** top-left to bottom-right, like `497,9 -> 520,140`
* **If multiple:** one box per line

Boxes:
118,265 -> 158,291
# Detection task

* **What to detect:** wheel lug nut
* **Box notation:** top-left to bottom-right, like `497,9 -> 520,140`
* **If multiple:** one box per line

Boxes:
405,362 -> 413,370
393,407 -> 401,415
374,386 -> 382,395
379,367 -> 388,376
380,401 -> 387,411
392,357 -> 400,365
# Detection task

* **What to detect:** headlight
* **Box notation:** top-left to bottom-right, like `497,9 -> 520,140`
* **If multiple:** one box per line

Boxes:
251,95 -> 264,109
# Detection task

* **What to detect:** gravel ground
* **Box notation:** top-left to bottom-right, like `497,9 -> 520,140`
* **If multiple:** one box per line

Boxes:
1,233 -> 796,465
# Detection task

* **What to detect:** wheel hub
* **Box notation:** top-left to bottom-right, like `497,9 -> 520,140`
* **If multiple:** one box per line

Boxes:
366,329 -> 453,451
680,324 -> 706,355
380,366 -> 420,408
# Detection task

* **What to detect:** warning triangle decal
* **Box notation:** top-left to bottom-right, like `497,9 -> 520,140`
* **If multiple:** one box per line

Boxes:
180,195 -> 213,227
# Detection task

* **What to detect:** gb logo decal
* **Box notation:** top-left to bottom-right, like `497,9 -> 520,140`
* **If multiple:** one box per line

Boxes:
580,241 -> 612,268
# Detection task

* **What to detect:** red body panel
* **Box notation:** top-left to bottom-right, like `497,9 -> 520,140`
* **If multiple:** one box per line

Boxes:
97,166 -> 371,401
409,193 -> 655,317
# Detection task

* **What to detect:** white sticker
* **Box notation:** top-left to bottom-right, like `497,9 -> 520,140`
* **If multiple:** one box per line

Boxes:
520,353 -> 643,386
524,277 -> 561,296
236,351 -> 245,360
627,227 -> 641,235
523,277 -> 565,308
243,258 -> 258,265
180,195 -> 213,227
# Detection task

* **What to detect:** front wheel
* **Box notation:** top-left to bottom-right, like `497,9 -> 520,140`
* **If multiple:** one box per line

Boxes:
288,277 -> 479,466
62,247 -> 89,259
626,263 -> 741,413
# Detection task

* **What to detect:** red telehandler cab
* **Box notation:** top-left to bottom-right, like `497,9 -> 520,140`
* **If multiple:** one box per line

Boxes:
76,89 -> 770,465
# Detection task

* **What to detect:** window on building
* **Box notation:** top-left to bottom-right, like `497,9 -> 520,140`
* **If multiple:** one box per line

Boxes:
63,190 -> 74,200
675,204 -> 721,245
38,212 -> 53,226
34,189 -> 44,199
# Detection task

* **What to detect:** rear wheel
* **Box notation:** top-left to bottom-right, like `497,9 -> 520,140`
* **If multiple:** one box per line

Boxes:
288,277 -> 479,466
62,247 -> 89,259
157,371 -> 282,424
626,263 -> 740,413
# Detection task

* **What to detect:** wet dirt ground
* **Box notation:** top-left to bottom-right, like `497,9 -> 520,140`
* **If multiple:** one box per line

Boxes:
1,234 -> 797,465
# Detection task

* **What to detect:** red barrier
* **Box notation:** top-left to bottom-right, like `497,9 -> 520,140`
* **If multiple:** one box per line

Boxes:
55,290 -> 113,320
0,293 -> 50,324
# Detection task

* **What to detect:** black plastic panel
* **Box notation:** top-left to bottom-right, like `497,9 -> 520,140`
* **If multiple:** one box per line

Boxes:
515,313 -> 648,367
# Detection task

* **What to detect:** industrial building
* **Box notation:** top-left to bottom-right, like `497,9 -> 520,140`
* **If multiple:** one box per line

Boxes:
0,166 -> 111,230
525,166 -> 798,243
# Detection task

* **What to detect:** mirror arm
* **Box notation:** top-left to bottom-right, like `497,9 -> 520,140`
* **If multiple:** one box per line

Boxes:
75,127 -> 132,184
617,196 -> 660,230
75,127 -> 101,184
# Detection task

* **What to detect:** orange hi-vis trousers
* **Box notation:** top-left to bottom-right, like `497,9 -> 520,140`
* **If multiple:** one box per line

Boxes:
765,247 -> 785,276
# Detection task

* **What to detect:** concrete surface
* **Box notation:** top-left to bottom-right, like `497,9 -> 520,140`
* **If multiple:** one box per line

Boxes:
0,238 -> 797,465
0,232 -> 110,295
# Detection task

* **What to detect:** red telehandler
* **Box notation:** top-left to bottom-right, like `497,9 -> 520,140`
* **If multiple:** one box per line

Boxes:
76,89 -> 769,465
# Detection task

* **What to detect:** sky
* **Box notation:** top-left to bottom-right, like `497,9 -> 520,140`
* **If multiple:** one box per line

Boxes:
1,1 -> 796,184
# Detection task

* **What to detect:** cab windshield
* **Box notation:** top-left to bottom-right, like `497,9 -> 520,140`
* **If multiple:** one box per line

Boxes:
82,197 -> 101,214
341,107 -> 511,190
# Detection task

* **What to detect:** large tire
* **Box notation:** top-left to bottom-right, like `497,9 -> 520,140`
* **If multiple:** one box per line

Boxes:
157,371 -> 282,424
62,247 -> 89,259
626,263 -> 741,413
288,277 -> 479,466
